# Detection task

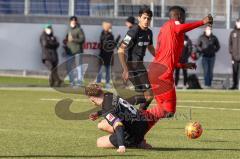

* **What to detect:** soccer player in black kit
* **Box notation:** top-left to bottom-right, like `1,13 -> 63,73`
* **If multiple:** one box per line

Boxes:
118,7 -> 155,110
86,84 -> 153,153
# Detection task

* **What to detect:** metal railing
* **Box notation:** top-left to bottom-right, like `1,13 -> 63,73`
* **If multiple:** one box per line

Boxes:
0,0 -> 239,28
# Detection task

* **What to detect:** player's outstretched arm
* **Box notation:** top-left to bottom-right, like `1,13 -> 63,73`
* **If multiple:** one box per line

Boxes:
175,14 -> 213,34
118,43 -> 129,81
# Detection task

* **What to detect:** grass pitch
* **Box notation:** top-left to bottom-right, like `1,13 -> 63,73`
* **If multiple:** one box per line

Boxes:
0,87 -> 239,159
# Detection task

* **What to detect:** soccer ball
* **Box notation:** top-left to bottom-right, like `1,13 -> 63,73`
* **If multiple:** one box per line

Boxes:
185,121 -> 203,139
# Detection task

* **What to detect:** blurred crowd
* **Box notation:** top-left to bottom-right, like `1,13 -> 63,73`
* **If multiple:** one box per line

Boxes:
39,16 -> 240,90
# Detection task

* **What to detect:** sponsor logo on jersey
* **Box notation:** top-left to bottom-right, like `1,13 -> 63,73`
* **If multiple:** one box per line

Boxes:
123,35 -> 132,44
138,42 -> 149,46
175,21 -> 180,25
106,113 -> 115,122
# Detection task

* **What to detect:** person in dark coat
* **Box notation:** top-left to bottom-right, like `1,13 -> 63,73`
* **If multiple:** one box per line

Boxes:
175,34 -> 192,88
63,16 -> 85,86
197,25 -> 220,88
40,24 -> 62,87
96,22 -> 115,89
229,18 -> 240,89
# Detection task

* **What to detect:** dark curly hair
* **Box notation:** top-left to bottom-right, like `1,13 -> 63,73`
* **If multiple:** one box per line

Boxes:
139,6 -> 153,18
85,83 -> 103,97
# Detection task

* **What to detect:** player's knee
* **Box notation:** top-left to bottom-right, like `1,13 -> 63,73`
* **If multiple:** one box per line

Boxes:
97,122 -> 104,130
96,138 -> 103,148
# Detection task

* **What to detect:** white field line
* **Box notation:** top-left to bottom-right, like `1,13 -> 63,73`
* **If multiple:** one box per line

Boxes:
40,98 -> 89,102
41,98 -> 240,104
177,105 -> 240,111
178,100 -> 240,104
0,87 -> 239,93
41,98 -> 240,111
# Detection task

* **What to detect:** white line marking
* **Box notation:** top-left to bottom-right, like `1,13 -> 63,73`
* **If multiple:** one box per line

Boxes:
41,98 -> 240,104
41,98 -> 240,111
177,105 -> 240,111
40,98 -> 89,102
178,100 -> 240,104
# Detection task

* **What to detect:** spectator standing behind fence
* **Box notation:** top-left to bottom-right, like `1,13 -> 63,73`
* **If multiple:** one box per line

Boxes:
63,16 -> 85,87
40,24 -> 62,87
96,22 -> 115,89
229,18 -> 240,90
125,16 -> 136,29
197,25 -> 220,88
175,34 -> 192,89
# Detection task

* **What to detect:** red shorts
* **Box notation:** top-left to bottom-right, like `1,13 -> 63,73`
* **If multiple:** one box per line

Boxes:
145,62 -> 177,129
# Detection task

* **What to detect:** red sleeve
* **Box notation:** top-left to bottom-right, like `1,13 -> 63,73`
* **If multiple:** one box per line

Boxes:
174,21 -> 204,34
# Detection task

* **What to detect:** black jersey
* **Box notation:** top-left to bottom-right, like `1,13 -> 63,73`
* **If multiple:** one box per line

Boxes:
122,25 -> 153,62
101,93 -> 149,147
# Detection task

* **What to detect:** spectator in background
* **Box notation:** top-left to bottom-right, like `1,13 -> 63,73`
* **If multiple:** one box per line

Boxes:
197,25 -> 220,88
229,18 -> 240,90
64,16 -> 85,87
96,22 -> 115,89
125,16 -> 136,29
40,24 -> 62,87
175,34 -> 192,89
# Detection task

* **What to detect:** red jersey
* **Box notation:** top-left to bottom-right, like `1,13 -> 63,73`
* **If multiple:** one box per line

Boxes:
155,20 -> 204,75
147,20 -> 204,108
145,20 -> 205,129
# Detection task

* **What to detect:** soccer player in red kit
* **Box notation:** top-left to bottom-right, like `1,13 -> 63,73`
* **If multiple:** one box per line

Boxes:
145,6 -> 213,129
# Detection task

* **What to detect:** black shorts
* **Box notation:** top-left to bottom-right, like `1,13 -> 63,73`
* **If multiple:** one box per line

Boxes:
109,119 -> 149,148
109,132 -> 138,148
127,62 -> 151,92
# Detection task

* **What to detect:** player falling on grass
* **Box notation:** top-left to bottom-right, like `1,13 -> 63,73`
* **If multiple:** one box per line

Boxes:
86,84 -> 159,153
147,6 -> 213,124
118,7 -> 155,110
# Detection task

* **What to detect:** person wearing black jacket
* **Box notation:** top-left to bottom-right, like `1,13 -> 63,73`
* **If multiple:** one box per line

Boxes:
175,34 -> 192,88
197,25 -> 220,87
125,16 -> 136,29
229,18 -> 240,89
97,22 -> 116,89
40,24 -> 62,87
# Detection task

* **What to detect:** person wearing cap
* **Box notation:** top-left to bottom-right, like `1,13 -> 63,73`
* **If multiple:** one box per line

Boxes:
197,25 -> 220,88
125,16 -> 136,29
63,16 -> 86,86
40,24 -> 62,87
229,18 -> 240,89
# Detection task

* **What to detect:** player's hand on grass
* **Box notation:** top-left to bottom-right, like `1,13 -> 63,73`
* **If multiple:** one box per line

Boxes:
203,14 -> 213,25
89,112 -> 99,121
186,63 -> 197,69
117,146 -> 126,153
122,69 -> 129,81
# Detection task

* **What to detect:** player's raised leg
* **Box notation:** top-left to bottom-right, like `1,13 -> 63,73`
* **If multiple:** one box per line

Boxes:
97,119 -> 114,134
